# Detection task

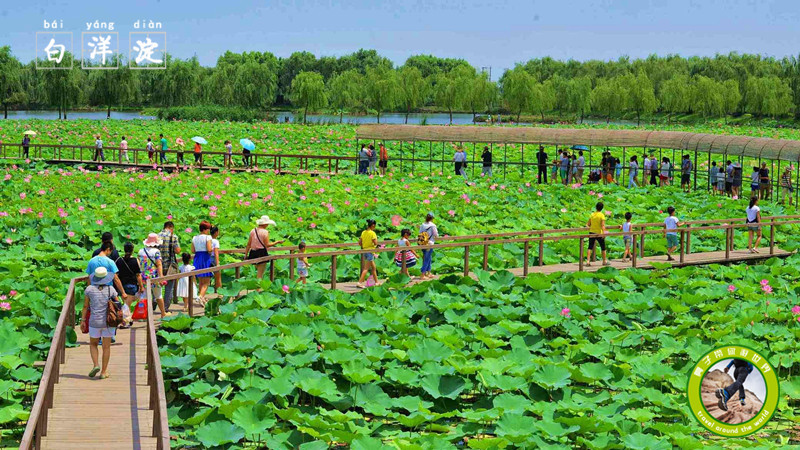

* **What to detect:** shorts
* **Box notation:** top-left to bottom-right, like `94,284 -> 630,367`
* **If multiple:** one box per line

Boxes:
716,180 -> 725,189
751,183 -> 760,191
747,222 -> 761,232
588,235 -> 606,251
681,174 -> 690,184
760,182 -> 769,190
298,268 -> 308,277
725,182 -> 732,192
379,160 -> 388,168
560,169 -> 568,178
363,252 -> 375,262
659,174 -> 668,181
666,234 -> 679,248
123,284 -> 139,296
89,326 -> 116,339
623,236 -> 632,245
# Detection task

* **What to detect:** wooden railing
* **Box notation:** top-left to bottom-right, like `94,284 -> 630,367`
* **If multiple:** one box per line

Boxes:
159,216 -> 800,298
19,276 -> 83,450
19,275 -> 170,450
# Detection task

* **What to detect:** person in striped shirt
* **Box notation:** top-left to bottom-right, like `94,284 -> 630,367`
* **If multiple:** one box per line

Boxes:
781,167 -> 794,206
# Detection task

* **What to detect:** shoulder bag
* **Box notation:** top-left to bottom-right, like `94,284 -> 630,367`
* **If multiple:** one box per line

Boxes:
105,286 -> 124,327
247,229 -> 269,260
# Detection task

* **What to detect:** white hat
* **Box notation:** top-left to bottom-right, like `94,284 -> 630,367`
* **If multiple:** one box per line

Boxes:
256,215 -> 276,226
90,266 -> 114,285
143,232 -> 162,247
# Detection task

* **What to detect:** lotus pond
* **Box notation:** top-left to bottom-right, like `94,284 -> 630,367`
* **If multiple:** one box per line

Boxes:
1,120 -> 800,447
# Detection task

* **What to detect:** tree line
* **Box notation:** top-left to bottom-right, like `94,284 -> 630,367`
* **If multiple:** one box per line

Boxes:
0,46 -> 798,123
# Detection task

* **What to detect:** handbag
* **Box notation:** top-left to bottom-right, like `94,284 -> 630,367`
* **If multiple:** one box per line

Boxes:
106,287 -> 124,327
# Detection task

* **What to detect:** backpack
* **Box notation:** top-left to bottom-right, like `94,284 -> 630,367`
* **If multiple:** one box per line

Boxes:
417,231 -> 430,246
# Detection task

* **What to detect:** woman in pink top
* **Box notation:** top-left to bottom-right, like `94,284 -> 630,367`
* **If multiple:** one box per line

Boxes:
244,215 -> 284,279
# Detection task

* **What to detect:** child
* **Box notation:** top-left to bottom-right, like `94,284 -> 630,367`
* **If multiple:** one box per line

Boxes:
664,206 -> 684,261
394,229 -> 419,278
176,252 -> 196,311
621,212 -> 633,262
296,242 -> 311,284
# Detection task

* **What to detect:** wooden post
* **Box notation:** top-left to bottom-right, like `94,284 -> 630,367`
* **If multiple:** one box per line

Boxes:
289,250 -> 295,280
769,223 -> 775,255
639,232 -> 645,258
679,230 -> 685,264
269,260 -> 275,281
578,238 -> 585,271
523,241 -> 529,276
725,226 -> 731,260
330,255 -> 337,289
631,235 -> 638,268
482,244 -> 488,270
188,275 -> 195,317
235,266 -> 240,279
685,223 -> 691,254
463,246 -> 470,277
538,233 -> 544,266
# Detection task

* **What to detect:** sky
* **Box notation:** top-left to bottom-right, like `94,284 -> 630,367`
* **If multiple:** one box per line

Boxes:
3,0 -> 800,78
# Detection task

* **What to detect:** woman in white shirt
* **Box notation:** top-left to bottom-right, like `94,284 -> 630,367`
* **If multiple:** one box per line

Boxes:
192,221 -> 214,304
745,197 -> 762,253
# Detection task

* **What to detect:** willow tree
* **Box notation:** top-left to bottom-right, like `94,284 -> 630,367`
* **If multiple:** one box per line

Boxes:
625,71 -> 658,126
328,69 -> 363,123
659,75 -> 690,124
501,66 -> 535,122
0,46 -> 24,119
591,77 -> 627,124
463,71 -> 495,123
398,66 -> 426,124
290,71 -> 327,123
365,66 -> 399,124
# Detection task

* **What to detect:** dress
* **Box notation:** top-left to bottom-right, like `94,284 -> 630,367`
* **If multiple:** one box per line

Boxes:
192,234 -> 213,278
176,264 -> 197,298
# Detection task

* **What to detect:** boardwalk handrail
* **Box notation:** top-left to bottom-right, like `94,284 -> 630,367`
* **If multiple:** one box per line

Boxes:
157,216 -> 800,306
19,276 -> 84,449
19,274 -> 170,450
145,279 -> 171,450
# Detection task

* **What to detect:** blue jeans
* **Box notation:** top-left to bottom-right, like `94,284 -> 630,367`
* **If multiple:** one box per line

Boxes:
629,175 -> 637,188
421,249 -> 434,273
160,151 -> 167,163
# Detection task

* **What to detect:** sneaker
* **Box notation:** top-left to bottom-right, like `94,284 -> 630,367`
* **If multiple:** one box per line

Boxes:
740,398 -> 746,406
717,388 -> 729,411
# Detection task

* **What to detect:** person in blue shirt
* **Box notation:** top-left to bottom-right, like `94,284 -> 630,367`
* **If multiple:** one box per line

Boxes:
159,134 -> 168,164
716,359 -> 754,410
87,241 -> 126,295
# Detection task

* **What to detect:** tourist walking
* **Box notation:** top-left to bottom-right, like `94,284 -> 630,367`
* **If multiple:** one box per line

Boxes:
146,138 -> 155,164
379,143 -> 389,176
175,138 -> 185,165
586,202 -> 610,266
194,141 -> 203,166
368,144 -> 378,174
536,146 -> 548,184
115,242 -> 143,309
560,151 -> 570,185
750,166 -> 761,199
659,157 -> 671,187
649,155 -> 658,186
82,267 -> 119,379
139,233 -> 171,317
159,134 -> 168,164
176,253 -> 196,312
614,158 -> 622,184
664,206 -> 683,261
94,135 -> 104,162
710,162 -> 719,195
191,221 -> 214,304
571,154 -> 578,184
481,146 -> 492,178
242,144 -> 252,167
746,197 -> 762,253
621,212 -> 633,262
224,140 -> 233,168
357,219 -> 379,289
454,147 -> 467,180
717,162 -> 727,195
577,151 -> 585,184
92,231 -> 120,261
725,160 -> 734,196
157,221 -> 181,311
296,242 -> 311,284
550,157 -> 559,185
781,167 -> 794,205
732,163 -> 743,198
642,154 -> 651,186
394,229 -> 418,278
419,212 -> 439,279
628,156 -> 638,188
681,154 -> 693,192
358,144 -> 369,175
244,215 -> 284,279
87,241 -> 126,296
21,134 -> 30,159
120,136 -> 129,162
759,163 -> 770,200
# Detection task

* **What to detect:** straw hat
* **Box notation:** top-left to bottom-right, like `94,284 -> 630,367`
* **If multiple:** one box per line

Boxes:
256,215 -> 276,226
142,233 -> 162,247
90,267 -> 114,285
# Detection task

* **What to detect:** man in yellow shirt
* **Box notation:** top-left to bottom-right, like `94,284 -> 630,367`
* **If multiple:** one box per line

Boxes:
357,219 -> 379,288
586,202 -> 610,267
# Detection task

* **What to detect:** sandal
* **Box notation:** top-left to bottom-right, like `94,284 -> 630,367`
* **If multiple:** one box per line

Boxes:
89,366 -> 100,378
100,373 -> 111,379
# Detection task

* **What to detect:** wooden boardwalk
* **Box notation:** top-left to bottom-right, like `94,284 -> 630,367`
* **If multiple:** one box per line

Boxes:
324,248 -> 792,293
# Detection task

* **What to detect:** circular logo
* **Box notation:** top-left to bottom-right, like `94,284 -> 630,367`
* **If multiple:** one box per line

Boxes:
687,345 -> 779,437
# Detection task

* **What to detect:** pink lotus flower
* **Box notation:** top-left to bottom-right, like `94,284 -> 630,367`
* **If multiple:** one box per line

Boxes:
792,305 -> 800,315
391,215 -> 403,227
310,223 -> 317,229
728,285 -> 736,292
185,228 -> 192,233
282,285 -> 290,293
96,219 -> 103,225
8,290 -> 16,296
448,210 -> 456,217
561,208 -> 567,213
297,217 -> 303,222
560,308 -> 570,317
67,231 -> 75,237
761,279 -> 770,286
537,191 -> 543,196
0,302 -> 10,311
19,193 -> 25,200
762,285 -> 773,294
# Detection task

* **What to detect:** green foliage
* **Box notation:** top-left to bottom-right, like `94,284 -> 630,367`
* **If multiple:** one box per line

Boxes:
290,71 -> 328,123
327,69 -> 364,122
364,66 -> 400,123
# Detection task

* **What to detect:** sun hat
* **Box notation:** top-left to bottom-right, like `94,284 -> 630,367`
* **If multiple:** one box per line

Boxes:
90,266 -> 114,285
256,215 -> 277,226
142,233 -> 162,247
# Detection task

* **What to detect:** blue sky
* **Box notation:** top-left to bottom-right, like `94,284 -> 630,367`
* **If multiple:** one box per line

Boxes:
4,0 -> 799,78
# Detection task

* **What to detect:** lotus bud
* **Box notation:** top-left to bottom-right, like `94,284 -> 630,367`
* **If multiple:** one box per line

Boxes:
317,345 -> 322,351
750,321 -> 754,326
310,312 -> 314,318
